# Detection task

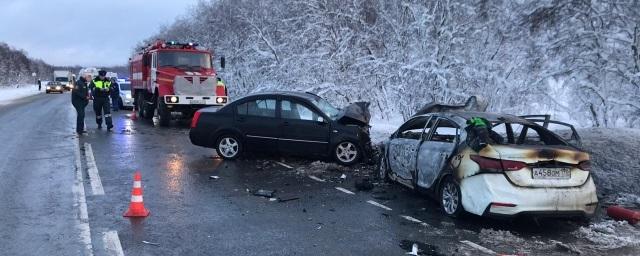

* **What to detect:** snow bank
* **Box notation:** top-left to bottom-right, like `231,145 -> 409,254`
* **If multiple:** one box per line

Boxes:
579,128 -> 640,195
369,115 -> 403,143
0,84 -> 42,105
574,220 -> 640,250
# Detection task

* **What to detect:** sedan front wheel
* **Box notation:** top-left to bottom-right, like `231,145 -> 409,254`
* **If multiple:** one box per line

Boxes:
334,141 -> 360,166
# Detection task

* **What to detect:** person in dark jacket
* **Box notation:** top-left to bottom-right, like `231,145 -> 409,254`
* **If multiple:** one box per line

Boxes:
110,78 -> 120,111
37,79 -> 42,91
71,73 -> 91,134
90,70 -> 114,131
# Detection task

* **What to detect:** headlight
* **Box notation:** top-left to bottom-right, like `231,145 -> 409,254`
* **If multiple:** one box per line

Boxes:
167,96 -> 178,103
216,97 -> 227,104
56,86 -> 61,90
125,93 -> 132,99
47,86 -> 51,89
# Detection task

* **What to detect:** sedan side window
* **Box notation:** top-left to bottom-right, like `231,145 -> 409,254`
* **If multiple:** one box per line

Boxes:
396,116 -> 430,140
237,99 -> 276,118
281,100 -> 323,121
428,118 -> 459,143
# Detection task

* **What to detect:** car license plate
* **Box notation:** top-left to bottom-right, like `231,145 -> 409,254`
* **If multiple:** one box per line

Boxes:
190,100 -> 205,104
532,168 -> 571,179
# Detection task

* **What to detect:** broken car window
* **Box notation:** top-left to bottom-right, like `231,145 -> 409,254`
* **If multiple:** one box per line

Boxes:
491,122 -> 566,146
429,118 -> 458,143
397,116 -> 432,140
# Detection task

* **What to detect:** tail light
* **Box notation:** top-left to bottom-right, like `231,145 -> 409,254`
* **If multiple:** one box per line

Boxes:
191,111 -> 202,128
470,155 -> 527,172
577,160 -> 591,172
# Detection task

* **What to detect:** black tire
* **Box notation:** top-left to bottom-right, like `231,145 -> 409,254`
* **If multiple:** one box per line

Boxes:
136,93 -> 145,119
377,153 -> 391,182
157,99 -> 170,127
215,134 -> 242,160
439,177 -> 464,218
144,95 -> 155,120
333,141 -> 360,166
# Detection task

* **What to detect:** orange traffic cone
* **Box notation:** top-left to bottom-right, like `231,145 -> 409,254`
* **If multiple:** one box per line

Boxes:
123,171 -> 150,217
130,109 -> 137,120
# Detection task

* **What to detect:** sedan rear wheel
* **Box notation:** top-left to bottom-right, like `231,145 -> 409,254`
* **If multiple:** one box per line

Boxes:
216,135 -> 241,160
334,141 -> 360,166
440,178 -> 463,218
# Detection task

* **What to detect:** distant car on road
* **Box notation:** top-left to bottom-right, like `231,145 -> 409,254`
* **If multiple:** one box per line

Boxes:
45,81 -> 65,94
378,111 -> 598,218
116,79 -> 133,110
190,91 -> 372,165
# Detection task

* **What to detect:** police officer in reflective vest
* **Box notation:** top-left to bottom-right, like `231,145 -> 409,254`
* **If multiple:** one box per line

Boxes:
90,70 -> 114,131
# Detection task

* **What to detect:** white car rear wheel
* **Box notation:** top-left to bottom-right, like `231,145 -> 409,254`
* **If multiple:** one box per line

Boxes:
440,178 -> 463,217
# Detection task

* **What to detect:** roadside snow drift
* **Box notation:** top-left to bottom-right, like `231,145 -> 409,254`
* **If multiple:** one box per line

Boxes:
0,84 -> 42,105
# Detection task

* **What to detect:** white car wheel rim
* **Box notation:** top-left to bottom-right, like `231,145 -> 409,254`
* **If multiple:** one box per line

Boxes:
336,142 -> 357,163
442,182 -> 459,214
219,137 -> 239,158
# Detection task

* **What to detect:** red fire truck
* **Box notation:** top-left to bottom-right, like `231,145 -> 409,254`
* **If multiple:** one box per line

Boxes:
129,40 -> 228,126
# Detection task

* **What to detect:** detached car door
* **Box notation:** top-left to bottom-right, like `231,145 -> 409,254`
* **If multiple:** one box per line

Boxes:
416,117 -> 459,189
235,97 -> 280,152
388,116 -> 433,184
278,99 -> 330,156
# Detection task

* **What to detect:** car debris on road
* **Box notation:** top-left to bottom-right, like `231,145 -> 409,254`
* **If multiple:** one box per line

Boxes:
252,189 -> 275,198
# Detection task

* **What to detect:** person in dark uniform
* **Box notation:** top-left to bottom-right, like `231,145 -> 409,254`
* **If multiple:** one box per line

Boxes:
110,77 -> 120,111
90,70 -> 114,131
71,73 -> 91,134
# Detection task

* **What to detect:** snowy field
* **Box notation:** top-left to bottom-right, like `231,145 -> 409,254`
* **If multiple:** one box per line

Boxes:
0,84 -> 42,105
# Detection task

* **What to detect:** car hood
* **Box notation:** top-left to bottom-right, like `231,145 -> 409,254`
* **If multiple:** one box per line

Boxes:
338,102 -> 370,126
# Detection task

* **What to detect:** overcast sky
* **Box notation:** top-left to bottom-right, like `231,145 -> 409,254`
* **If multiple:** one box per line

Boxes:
0,0 -> 200,67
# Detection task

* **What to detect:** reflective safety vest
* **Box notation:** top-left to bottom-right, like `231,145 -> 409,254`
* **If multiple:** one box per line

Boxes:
94,79 -> 111,90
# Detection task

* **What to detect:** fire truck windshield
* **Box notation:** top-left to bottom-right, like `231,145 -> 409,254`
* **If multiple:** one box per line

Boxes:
158,51 -> 212,69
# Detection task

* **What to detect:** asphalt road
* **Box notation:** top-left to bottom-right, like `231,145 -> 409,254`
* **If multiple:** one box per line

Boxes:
1,93 -> 638,256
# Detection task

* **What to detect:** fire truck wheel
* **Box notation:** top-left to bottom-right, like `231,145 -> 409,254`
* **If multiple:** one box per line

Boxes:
157,99 -> 170,127
136,93 -> 145,119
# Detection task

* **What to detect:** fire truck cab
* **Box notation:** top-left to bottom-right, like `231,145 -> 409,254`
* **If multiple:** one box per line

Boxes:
129,40 -> 228,126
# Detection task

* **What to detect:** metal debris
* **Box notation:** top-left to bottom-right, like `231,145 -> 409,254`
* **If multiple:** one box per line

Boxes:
208,175 -> 220,179
253,189 -> 275,198
142,240 -> 160,246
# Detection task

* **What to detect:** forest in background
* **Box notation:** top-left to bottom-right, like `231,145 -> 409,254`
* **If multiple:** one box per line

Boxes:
143,0 -> 640,128
0,42 -> 53,86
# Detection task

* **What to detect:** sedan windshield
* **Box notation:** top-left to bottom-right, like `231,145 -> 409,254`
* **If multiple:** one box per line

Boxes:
119,82 -> 131,90
311,98 -> 341,120
158,51 -> 212,69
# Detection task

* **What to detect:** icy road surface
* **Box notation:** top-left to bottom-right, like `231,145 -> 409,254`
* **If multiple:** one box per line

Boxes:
0,93 -> 638,255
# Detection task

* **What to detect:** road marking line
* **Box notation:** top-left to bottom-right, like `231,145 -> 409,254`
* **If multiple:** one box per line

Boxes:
308,175 -> 326,182
335,187 -> 355,195
366,200 -> 392,211
275,161 -> 293,169
84,143 -> 104,196
74,137 -> 94,256
399,215 -> 429,226
102,231 -> 124,256
460,240 -> 496,255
